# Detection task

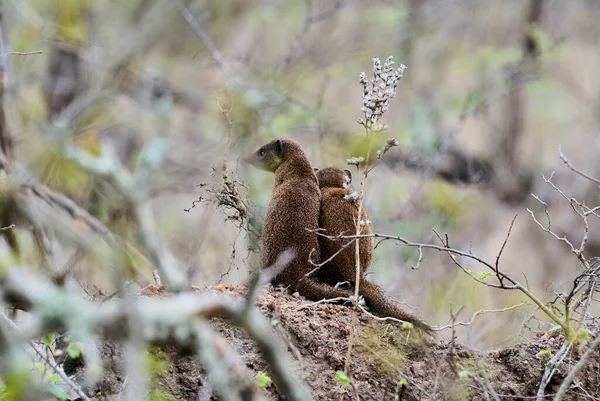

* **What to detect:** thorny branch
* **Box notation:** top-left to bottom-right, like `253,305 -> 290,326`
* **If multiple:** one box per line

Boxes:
315,225 -> 570,335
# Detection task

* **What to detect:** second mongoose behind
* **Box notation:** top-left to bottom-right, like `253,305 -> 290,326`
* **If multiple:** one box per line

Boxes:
316,167 -> 432,333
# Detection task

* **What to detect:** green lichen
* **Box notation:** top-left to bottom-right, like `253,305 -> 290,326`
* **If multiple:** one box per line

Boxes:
145,346 -> 176,401
354,321 -> 427,376
146,346 -> 169,376
448,381 -> 471,401
149,389 -> 176,401
455,356 -> 499,378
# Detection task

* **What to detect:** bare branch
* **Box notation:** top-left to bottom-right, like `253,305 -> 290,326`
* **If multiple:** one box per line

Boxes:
558,145 -> 600,186
434,303 -> 526,331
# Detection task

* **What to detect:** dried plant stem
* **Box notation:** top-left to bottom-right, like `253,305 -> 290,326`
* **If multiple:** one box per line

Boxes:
554,333 -> 600,400
341,128 -> 375,401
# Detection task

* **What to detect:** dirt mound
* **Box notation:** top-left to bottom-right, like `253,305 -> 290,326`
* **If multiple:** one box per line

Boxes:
70,285 -> 599,400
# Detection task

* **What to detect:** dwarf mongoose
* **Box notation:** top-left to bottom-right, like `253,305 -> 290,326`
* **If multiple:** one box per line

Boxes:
315,167 -> 372,279
316,167 -> 432,333
246,139 -> 354,301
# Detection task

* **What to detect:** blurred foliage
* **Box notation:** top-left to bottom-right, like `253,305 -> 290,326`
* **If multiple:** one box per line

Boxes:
1,0 -> 598,350
34,145 -> 94,203
423,180 -> 472,228
427,270 -> 484,322
0,367 -> 30,401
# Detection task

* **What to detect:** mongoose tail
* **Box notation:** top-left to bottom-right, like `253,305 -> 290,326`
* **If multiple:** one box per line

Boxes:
359,279 -> 433,334
295,277 -> 353,301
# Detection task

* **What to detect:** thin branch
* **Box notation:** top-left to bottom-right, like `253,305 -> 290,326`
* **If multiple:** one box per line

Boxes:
2,51 -> 42,56
434,303 -> 526,331
558,145 -> 600,186
295,296 -> 354,311
0,313 -> 92,401
305,234 -> 356,277
495,215 -> 518,285
315,230 -> 570,335
537,340 -> 572,400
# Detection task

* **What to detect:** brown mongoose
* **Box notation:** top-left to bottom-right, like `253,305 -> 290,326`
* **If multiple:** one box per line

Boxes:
246,139 -> 354,301
316,167 -> 433,333
314,167 -> 372,279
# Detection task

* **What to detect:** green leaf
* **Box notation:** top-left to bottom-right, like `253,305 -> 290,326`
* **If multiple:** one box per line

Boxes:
399,377 -> 408,386
66,342 -> 82,359
477,271 -> 495,281
536,349 -> 553,359
577,328 -> 594,341
548,325 -> 561,332
47,373 -> 60,383
458,370 -> 470,380
255,371 -> 272,388
335,370 -> 351,384
402,321 -> 414,330
43,333 -> 55,346
48,384 -> 67,401
34,362 -> 46,374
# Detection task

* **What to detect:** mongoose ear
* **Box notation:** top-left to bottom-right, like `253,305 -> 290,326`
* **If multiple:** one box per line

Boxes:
274,139 -> 283,155
344,169 -> 352,182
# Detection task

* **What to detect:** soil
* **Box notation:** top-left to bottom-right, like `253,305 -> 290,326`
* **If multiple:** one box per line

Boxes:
65,285 -> 600,400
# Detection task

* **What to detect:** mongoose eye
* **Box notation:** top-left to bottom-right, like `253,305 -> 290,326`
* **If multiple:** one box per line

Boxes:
258,149 -> 265,157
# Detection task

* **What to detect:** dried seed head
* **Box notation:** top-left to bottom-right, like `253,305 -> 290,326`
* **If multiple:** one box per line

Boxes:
357,56 -> 407,129
377,137 -> 400,159
344,191 -> 361,203
346,156 -> 365,167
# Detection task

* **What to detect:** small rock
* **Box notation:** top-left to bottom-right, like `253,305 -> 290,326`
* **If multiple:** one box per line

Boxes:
412,361 -> 425,377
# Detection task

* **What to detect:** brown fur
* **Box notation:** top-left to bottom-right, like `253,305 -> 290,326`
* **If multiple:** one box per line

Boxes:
246,139 -> 353,301
316,167 -> 432,334
315,167 -> 372,279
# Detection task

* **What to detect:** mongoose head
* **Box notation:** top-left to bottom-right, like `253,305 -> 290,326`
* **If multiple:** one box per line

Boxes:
246,138 -> 314,174
245,139 -> 285,172
315,167 -> 352,189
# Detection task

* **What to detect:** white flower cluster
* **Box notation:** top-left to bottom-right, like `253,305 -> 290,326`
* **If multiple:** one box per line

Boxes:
344,191 -> 361,203
357,56 -> 407,130
346,156 -> 365,167
376,138 -> 400,159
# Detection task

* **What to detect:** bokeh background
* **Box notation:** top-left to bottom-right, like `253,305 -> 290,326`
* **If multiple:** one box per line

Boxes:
3,0 -> 600,350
